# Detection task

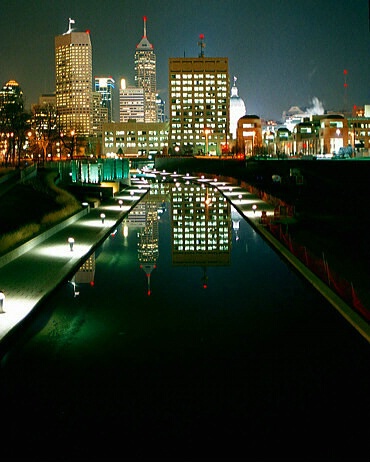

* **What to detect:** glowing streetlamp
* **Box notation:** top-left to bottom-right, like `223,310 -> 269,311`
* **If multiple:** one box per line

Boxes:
252,204 -> 257,214
100,213 -> 106,224
68,237 -> 75,251
118,199 -> 123,208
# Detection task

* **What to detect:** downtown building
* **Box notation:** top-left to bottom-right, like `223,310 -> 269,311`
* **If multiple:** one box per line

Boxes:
119,78 -> 145,122
168,41 -> 230,156
134,17 -> 157,123
94,76 -> 115,123
55,20 -> 93,136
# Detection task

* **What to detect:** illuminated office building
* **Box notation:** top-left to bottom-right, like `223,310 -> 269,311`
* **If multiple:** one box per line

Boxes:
119,78 -> 145,122
0,79 -> 23,109
94,76 -> 115,122
55,18 -> 93,135
134,16 -> 157,123
169,40 -> 230,156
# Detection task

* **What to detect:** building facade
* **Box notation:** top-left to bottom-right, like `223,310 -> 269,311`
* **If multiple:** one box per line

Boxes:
94,76 -> 115,122
55,19 -> 93,136
102,120 -> 169,157
134,17 -> 157,123
168,56 -> 230,156
92,92 -> 108,135
119,79 -> 145,122
236,115 -> 262,156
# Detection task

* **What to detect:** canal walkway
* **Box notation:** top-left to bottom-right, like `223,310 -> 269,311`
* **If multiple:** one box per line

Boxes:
0,172 -> 369,345
0,178 -> 150,343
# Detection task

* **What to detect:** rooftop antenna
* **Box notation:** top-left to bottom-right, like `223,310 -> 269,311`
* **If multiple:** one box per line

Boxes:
63,18 -> 75,35
198,34 -> 205,57
143,16 -> 147,38
343,69 -> 348,112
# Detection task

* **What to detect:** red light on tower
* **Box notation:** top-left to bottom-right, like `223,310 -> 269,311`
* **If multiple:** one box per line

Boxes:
343,69 -> 348,87
198,33 -> 205,57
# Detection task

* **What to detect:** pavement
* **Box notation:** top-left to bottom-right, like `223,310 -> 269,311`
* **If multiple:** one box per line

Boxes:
0,177 -> 151,343
0,172 -> 369,346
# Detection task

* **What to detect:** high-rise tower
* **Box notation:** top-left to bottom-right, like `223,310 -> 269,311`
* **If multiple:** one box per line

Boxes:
169,35 -> 230,155
94,76 -> 115,122
55,18 -> 93,136
134,16 -> 157,123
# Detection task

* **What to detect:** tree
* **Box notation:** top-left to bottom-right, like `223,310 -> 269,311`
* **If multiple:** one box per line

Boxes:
30,104 -> 58,163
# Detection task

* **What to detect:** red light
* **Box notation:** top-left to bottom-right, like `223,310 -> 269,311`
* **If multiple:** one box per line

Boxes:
203,284 -> 207,289
90,281 -> 95,287
343,69 -> 348,74
199,33 -> 204,40
86,29 -> 90,34
147,290 -> 151,296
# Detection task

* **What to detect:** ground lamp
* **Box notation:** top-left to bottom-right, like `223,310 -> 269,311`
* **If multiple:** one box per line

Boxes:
68,237 -> 75,251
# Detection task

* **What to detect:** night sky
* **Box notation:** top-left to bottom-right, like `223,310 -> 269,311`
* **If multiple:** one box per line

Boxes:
1,0 -> 369,121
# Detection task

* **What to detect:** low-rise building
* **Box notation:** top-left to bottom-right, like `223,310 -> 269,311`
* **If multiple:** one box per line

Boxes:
102,121 -> 169,157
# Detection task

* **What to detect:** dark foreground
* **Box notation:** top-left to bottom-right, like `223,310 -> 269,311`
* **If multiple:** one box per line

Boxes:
0,198 -> 369,462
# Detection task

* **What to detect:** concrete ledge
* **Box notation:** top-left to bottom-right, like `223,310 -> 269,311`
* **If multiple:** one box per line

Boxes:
0,207 -> 89,269
254,221 -> 370,342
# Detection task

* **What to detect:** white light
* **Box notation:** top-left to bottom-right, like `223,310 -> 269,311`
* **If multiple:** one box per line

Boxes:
68,237 -> 75,251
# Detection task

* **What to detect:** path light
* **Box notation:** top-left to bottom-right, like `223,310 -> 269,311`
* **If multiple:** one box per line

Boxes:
0,290 -> 5,313
68,237 -> 75,251
100,213 -> 106,224
118,199 -> 123,208
252,204 -> 257,214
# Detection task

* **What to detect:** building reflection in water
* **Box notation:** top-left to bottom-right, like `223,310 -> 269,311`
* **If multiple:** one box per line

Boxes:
71,253 -> 96,296
170,182 -> 232,288
135,183 -> 167,295
71,181 -> 232,296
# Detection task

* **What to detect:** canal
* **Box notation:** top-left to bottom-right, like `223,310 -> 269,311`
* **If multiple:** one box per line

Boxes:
0,180 -> 369,461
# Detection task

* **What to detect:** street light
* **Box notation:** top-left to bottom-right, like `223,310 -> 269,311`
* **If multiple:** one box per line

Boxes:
118,199 -> 123,208
100,213 -> 106,224
252,204 -> 257,214
68,237 -> 75,251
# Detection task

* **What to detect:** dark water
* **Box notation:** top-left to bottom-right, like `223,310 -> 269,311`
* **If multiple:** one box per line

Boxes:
0,182 -> 369,461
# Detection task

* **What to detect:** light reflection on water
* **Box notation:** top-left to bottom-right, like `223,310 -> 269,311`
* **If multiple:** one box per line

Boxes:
1,181 -> 369,461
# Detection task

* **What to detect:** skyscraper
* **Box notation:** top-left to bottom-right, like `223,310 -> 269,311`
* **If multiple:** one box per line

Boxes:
134,16 -> 157,123
169,35 -> 230,155
55,18 -> 93,136
94,76 -> 115,122
119,78 -> 145,122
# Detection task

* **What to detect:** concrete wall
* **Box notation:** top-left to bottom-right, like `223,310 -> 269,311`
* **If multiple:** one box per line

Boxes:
0,207 -> 89,269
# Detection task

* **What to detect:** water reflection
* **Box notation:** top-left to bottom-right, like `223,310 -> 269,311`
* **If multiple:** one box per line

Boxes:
3,178 -> 369,462
71,180 -> 234,295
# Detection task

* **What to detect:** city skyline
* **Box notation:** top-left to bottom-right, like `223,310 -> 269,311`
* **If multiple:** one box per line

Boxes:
0,0 -> 369,121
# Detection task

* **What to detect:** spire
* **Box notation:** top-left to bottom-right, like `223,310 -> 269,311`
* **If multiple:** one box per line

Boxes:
231,76 -> 239,97
136,16 -> 153,50
143,16 -> 147,38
